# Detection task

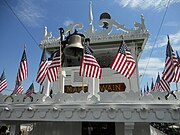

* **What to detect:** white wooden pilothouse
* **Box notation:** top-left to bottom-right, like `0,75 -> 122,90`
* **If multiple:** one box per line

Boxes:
0,2 -> 179,135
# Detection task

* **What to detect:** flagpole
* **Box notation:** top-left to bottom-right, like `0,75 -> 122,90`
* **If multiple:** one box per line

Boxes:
122,36 -> 132,91
39,45 -> 46,93
82,39 -> 87,92
166,35 -> 173,95
59,28 -> 64,93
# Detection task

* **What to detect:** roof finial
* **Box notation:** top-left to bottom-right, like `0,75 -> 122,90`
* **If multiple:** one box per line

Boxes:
88,0 -> 93,25
87,0 -> 95,34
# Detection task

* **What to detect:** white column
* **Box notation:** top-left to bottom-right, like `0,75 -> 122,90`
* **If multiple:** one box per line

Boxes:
94,78 -> 99,96
53,70 -> 66,94
134,43 -> 140,92
124,122 -> 134,135
88,78 -> 99,98
88,78 -> 94,96
61,70 -> 66,93
43,76 -> 50,96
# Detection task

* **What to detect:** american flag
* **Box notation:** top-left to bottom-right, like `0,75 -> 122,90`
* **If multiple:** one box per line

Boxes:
162,36 -> 178,82
160,78 -> 170,92
150,78 -> 154,91
151,73 -> 161,92
172,51 -> 180,83
126,49 -> 136,78
36,48 -> 48,85
110,43 -> 136,78
12,79 -> 23,94
143,85 -> 147,95
17,49 -> 28,82
0,70 -> 7,92
80,43 -> 102,79
47,49 -> 61,82
146,83 -> 149,94
25,83 -> 34,97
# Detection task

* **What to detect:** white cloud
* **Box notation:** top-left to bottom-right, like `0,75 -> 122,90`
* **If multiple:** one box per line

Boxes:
138,57 -> 164,77
155,32 -> 180,50
170,32 -> 180,51
115,0 -> 180,10
139,32 -> 180,83
63,19 -> 74,26
14,0 -> 44,27
144,32 -> 180,51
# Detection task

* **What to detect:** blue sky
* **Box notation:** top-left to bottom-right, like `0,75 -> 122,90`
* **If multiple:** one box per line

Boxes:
0,0 -> 180,94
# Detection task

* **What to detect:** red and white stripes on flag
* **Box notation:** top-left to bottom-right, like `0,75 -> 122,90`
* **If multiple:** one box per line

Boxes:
162,36 -> 178,82
172,51 -> 180,83
151,73 -> 161,92
173,66 -> 180,83
12,79 -> 23,94
110,43 -> 136,78
25,83 -> 34,97
80,44 -> 102,79
110,48 -> 127,76
17,49 -> 28,82
150,78 -> 154,92
36,48 -> 48,85
47,50 -> 61,82
0,70 -> 7,92
159,78 -> 170,92
126,51 -> 136,77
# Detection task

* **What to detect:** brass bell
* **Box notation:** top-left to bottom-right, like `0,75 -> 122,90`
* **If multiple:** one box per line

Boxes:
64,31 -> 85,57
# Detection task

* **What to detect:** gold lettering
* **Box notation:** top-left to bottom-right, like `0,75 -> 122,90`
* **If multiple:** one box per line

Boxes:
100,83 -> 125,92
65,86 -> 88,93
115,84 -> 121,91
100,85 -> 108,92
112,84 -> 114,90
107,85 -> 112,91
73,87 -> 78,93
66,86 -> 72,93
65,83 -> 125,93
